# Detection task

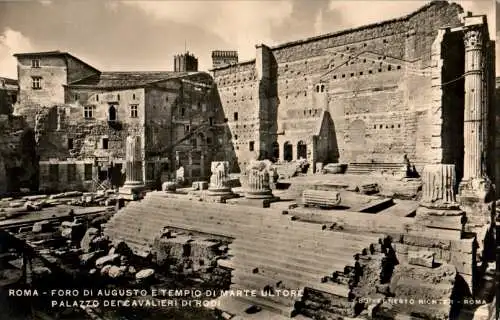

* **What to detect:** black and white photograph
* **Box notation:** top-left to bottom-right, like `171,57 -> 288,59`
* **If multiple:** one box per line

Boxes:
0,0 -> 497,319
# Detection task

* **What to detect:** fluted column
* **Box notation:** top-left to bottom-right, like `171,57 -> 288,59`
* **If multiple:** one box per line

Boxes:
462,27 -> 486,182
123,135 -> 143,186
242,161 -> 274,199
421,164 -> 457,208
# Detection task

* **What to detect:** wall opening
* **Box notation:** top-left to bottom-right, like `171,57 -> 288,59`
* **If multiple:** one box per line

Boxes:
297,140 -> 307,159
108,105 -> 117,122
102,138 -> 109,150
284,142 -> 293,161
271,141 -> 279,161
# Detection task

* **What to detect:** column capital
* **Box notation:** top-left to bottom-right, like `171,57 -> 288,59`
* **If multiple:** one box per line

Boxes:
463,27 -> 484,50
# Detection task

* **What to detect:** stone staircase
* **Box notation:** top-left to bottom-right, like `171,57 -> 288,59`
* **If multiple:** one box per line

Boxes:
103,191 -> 385,317
346,163 -> 403,175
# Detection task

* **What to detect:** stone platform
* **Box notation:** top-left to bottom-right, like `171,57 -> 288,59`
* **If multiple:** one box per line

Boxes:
282,174 -> 422,200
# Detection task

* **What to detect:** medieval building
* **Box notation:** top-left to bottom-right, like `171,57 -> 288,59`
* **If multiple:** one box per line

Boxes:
12,51 -> 228,193
211,1 -> 496,189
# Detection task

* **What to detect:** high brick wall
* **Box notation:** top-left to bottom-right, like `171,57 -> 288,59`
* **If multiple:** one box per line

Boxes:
212,1 -> 467,169
213,62 -> 260,169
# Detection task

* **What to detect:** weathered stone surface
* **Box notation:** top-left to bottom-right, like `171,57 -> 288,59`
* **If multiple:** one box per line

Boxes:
80,227 -> 99,252
408,250 -> 435,268
208,161 -> 232,195
108,265 -> 124,278
302,189 -> 341,208
240,160 -> 276,199
322,163 -> 347,174
136,268 -> 155,281
95,254 -> 120,268
421,164 -> 457,207
162,181 -> 176,193
32,221 -> 50,233
79,250 -> 105,266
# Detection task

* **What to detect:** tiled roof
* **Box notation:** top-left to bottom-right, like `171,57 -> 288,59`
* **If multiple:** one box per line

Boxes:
67,71 -> 199,89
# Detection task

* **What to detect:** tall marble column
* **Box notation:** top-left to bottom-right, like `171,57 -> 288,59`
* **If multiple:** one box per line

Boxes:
457,21 -> 495,281
461,26 -> 486,182
459,24 -> 493,201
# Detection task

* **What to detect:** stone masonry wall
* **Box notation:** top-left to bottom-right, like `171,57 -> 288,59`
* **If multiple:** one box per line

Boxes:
15,56 -> 68,127
212,1 -> 465,169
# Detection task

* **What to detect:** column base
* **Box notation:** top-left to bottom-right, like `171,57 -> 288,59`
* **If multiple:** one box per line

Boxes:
207,188 -> 233,197
458,178 -> 494,204
119,182 -> 145,200
243,189 -> 274,199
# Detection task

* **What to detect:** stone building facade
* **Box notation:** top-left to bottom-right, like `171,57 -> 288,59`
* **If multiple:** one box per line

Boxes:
12,51 -> 225,192
211,1 -> 496,184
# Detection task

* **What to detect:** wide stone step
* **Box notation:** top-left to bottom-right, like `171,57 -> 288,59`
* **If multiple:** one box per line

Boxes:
229,241 -> 357,273
109,213 -> 374,260
225,261 -> 351,299
113,201 -> 383,244
227,253 -> 334,281
230,235 -> 372,258
107,206 -> 375,247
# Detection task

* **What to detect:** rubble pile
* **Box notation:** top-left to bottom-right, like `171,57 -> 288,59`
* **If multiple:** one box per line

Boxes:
0,190 -> 119,219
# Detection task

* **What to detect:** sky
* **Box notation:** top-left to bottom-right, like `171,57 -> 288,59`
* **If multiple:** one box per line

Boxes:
0,0 -> 496,79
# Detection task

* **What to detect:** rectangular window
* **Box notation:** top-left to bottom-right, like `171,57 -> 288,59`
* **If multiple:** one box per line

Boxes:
249,141 -> 255,151
84,164 -> 93,181
32,77 -> 42,90
67,138 -> 74,150
102,138 -> 109,150
84,106 -> 95,119
234,112 -> 238,121
67,164 -> 76,182
31,59 -> 40,68
130,105 -> 138,118
209,117 -> 213,126
185,125 -> 190,133
74,93 -> 79,100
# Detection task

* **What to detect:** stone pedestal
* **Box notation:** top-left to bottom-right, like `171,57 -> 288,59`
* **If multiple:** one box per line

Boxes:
206,161 -> 235,202
235,160 -> 279,207
416,165 -> 464,233
119,136 -> 145,200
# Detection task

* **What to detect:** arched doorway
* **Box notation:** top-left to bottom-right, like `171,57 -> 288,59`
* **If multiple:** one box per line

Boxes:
108,105 -> 117,121
284,142 -> 293,161
271,141 -> 279,161
297,140 -> 307,159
